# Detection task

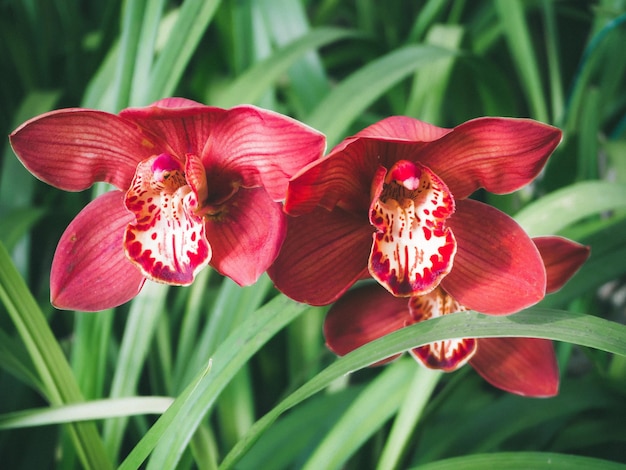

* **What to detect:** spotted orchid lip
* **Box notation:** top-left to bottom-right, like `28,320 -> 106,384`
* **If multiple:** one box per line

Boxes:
368,160 -> 457,297
123,153 -> 212,285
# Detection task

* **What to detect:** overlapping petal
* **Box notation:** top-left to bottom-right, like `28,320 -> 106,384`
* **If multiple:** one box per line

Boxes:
469,337 -> 559,397
120,99 -> 223,161
269,207 -> 373,305
418,117 -> 562,199
206,187 -> 286,286
201,105 -> 326,200
51,191 -> 145,311
286,139 -> 430,216
354,115 -> 452,142
9,109 -> 163,192
533,236 -> 590,293
324,284 -> 409,364
442,199 -> 546,314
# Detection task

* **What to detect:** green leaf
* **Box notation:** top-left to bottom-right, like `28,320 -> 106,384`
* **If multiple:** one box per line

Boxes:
411,452 -> 626,470
103,281 -> 169,459
111,0 -> 146,110
118,295 -> 313,470
0,328 -> 44,393
0,207 -> 45,252
236,387 -> 362,469
377,367 -> 442,470
306,44 -> 456,146
220,308 -> 626,469
214,27 -> 356,108
0,397 -> 173,429
302,359 -> 415,470
141,0 -> 222,104
514,181 -> 626,236
258,0 -> 331,116
494,0 -> 548,122
0,242 -> 112,469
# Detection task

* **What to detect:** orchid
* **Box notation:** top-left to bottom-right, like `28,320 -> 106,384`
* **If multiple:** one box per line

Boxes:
10,98 -> 325,311
323,236 -> 590,397
269,116 -> 562,315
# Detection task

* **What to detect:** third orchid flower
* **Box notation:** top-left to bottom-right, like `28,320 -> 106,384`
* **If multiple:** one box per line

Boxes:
323,236 -> 590,397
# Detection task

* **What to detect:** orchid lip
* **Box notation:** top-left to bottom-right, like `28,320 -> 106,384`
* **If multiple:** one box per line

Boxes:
368,160 -> 457,297
123,153 -> 211,285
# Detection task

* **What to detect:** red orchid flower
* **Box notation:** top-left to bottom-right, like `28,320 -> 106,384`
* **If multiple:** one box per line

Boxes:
269,116 -> 562,314
10,98 -> 325,311
323,236 -> 590,397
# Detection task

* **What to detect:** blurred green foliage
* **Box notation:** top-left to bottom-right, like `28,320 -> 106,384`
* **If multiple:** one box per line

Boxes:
1,1 -> 626,469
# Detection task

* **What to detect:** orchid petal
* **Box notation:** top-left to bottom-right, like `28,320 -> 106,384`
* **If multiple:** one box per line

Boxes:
442,199 -> 546,315
120,101 -> 223,162
202,105 -> 326,200
10,109 -> 162,192
470,337 -> 559,397
206,187 -> 285,286
369,161 -> 456,296
269,207 -> 373,305
533,236 -> 590,293
354,115 -> 452,142
324,284 -> 409,364
124,154 -> 211,285
148,97 -> 205,108
50,191 -> 146,311
286,139 -> 429,216
420,117 -> 561,199
121,104 -> 325,202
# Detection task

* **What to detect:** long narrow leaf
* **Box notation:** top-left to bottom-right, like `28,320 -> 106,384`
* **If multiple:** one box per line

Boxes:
141,0 -> 222,103
412,451 -> 626,470
0,242 -> 112,469
306,45 -> 455,146
220,308 -> 626,469
515,181 -> 626,236
302,359 -> 415,470
214,27 -> 356,108
118,295 -> 313,470
0,397 -> 173,429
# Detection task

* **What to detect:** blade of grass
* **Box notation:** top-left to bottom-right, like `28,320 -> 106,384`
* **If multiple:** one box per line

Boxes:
0,242 -> 112,469
514,181 -> 626,236
0,397 -> 173,429
306,44 -> 455,146
117,295 -> 313,470
220,307 -> 626,469
377,367 -> 442,470
494,0 -> 548,122
141,0 -> 222,104
214,27 -> 356,108
102,281 -> 169,459
302,359 -> 415,470
411,451 -> 626,470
